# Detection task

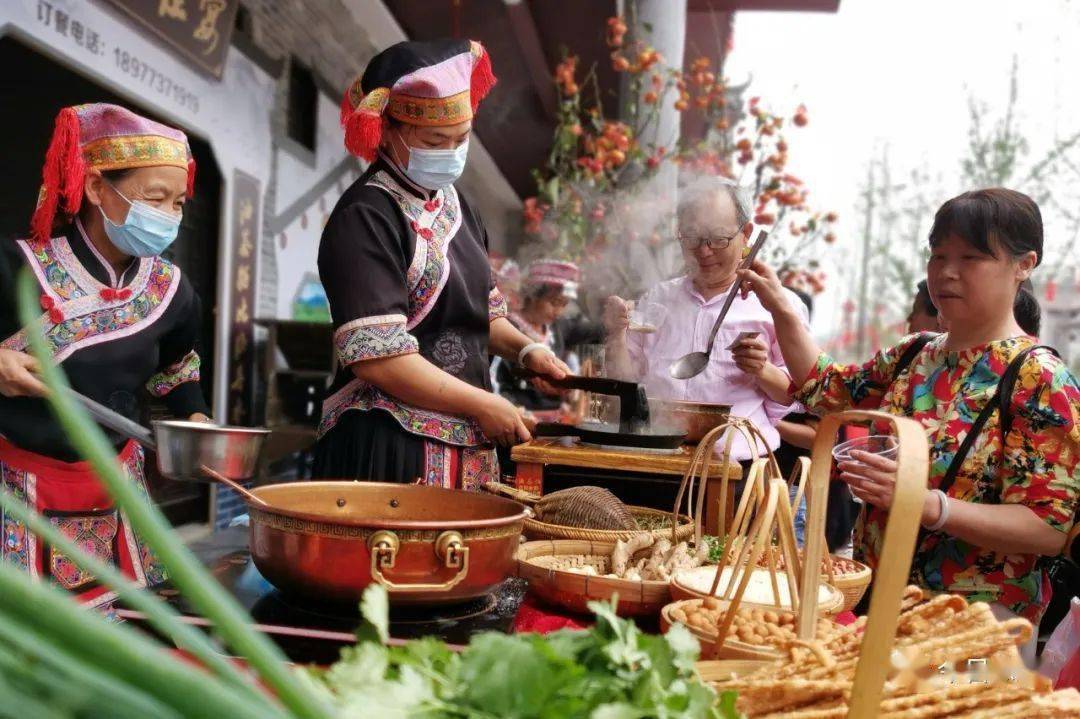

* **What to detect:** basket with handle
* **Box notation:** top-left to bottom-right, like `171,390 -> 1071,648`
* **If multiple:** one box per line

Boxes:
664,475 -> 841,659
819,411 -> 928,718
768,455 -> 872,612
691,409 -> 930,717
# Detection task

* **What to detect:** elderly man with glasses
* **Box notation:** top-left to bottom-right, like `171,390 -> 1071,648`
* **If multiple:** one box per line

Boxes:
603,179 -> 811,468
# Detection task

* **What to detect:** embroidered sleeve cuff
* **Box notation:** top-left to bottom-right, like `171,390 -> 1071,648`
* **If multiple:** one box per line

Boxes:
334,314 -> 419,365
147,350 -> 201,397
488,286 -> 509,321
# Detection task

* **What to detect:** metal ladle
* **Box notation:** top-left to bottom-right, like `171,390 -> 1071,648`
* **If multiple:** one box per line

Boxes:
669,228 -> 769,380
68,390 -> 270,508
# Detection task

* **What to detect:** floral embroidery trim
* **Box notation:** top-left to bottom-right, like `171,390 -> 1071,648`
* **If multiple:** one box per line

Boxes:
319,378 -> 485,446
423,442 -> 454,489
48,513 -> 118,591
461,447 -> 499,491
366,171 -> 462,330
1,237 -> 179,363
489,286 -> 509,321
146,350 -> 202,397
1,464 -> 36,574
333,313 -> 419,365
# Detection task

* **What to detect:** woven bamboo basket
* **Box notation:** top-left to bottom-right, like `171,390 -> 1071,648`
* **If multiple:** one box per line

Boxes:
668,567 -> 845,616
515,539 -> 672,617
824,558 -> 872,613
783,454 -> 873,613
660,599 -> 783,661
485,483 -> 695,543
751,551 -> 871,614
694,659 -> 769,682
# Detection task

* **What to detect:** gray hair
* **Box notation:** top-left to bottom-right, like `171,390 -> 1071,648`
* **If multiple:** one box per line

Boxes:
677,176 -> 750,229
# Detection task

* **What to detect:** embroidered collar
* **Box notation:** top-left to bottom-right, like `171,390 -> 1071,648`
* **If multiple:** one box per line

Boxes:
509,311 -> 550,344
72,218 -> 140,289
375,151 -> 442,201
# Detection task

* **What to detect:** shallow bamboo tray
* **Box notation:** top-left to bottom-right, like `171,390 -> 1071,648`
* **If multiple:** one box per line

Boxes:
522,506 -> 695,544
661,599 -> 784,661
515,539 -> 672,617
695,659 -> 770,682
668,568 -> 845,616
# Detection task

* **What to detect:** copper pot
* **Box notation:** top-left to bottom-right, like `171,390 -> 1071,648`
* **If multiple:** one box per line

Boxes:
248,481 -> 528,604
649,399 -> 731,443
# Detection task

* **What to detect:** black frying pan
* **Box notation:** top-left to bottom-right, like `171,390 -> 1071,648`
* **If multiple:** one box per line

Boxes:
532,421 -> 687,450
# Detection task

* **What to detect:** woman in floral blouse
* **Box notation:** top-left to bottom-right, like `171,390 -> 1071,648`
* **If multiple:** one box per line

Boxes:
739,188 -> 1079,661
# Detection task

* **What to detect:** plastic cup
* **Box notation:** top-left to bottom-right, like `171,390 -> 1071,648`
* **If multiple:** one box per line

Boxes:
832,434 -> 899,504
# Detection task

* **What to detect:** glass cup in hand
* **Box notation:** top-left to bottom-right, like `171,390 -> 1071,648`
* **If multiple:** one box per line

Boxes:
831,434 -> 899,504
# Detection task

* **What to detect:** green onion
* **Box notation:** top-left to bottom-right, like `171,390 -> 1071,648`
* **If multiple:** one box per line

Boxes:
16,270 -> 330,719
0,488 -> 280,714
0,558 -> 275,719
0,611 -> 179,719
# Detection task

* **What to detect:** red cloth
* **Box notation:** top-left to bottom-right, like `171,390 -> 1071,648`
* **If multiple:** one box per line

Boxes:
512,595 -> 588,634
0,437 -> 157,608
835,610 -> 857,626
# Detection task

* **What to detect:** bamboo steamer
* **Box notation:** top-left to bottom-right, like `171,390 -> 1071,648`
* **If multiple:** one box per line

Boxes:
515,539 -> 672,617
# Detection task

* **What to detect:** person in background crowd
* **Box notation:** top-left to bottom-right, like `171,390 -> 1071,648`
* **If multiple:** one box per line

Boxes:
0,103 -> 210,606
492,260 -> 580,414
1014,279 -> 1041,336
602,178 -> 811,471
739,187 -> 1080,665
313,40 -> 568,490
907,279 -> 940,333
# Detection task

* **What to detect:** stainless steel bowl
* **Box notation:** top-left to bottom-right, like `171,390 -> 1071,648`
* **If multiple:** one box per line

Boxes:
151,420 -> 270,482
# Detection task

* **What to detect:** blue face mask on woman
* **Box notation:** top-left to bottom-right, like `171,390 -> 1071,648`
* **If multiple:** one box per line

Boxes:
392,132 -> 469,190
98,182 -> 182,258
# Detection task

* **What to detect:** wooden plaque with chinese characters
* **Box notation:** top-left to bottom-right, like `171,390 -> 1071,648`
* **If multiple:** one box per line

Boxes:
104,0 -> 239,78
228,169 -> 259,425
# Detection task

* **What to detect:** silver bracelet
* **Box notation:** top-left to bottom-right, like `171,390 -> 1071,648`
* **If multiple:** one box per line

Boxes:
517,342 -> 553,366
924,489 -> 950,531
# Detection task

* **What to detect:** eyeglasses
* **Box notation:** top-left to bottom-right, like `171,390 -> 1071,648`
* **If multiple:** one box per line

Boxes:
677,230 -> 740,251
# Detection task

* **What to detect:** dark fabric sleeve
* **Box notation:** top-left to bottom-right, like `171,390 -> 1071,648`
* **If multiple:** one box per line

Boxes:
147,276 -> 209,418
0,240 -> 28,342
318,191 -> 421,366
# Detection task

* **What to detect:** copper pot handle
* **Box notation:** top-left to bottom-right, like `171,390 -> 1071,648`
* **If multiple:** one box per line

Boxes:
367,530 -> 471,593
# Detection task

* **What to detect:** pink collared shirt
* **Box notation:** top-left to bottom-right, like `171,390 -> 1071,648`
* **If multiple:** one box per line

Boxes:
623,276 -> 810,461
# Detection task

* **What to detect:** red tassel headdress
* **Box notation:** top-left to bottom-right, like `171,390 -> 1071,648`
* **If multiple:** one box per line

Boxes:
340,39 -> 498,162
29,103 -> 196,243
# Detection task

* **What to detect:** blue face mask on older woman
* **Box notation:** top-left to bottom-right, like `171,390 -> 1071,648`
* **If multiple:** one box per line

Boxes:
98,181 -> 182,257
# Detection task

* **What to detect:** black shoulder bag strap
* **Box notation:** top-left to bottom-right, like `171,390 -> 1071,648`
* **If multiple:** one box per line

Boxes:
937,344 -> 1058,497
890,334 -> 936,386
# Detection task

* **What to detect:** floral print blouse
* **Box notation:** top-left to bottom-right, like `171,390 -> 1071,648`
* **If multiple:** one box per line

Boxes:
795,333 -> 1080,623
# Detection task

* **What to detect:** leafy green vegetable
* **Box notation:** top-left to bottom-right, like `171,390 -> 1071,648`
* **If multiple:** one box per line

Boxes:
306,586 -> 740,719
702,535 -> 727,564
